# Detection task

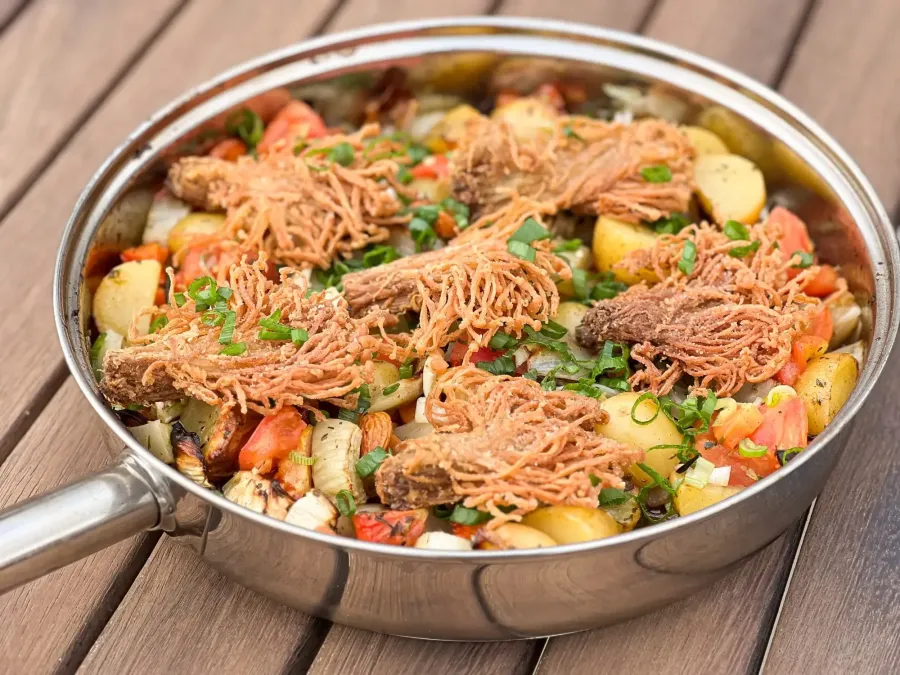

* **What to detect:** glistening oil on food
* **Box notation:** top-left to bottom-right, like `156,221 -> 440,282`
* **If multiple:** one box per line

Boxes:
87,73 -> 864,552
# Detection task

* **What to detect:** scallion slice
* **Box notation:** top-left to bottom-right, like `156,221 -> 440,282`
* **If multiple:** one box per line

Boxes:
507,240 -> 536,262
738,438 -> 769,458
218,311 -> 237,344
335,490 -> 357,517
355,446 -> 390,478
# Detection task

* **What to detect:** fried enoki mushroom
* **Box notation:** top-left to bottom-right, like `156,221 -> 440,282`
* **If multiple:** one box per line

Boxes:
451,113 -> 695,224
375,367 -> 640,525
100,257 -> 392,415
341,224 -> 570,358
577,220 -> 824,396
167,124 -> 412,275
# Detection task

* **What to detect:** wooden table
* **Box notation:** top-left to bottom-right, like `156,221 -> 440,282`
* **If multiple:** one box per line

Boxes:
0,0 -> 897,672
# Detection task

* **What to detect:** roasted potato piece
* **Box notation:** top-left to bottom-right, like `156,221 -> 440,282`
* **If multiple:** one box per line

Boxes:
681,125 -> 729,155
491,97 -> 557,142
695,106 -> 771,170
592,216 -> 657,285
167,212 -> 226,255
479,523 -> 557,550
93,260 -> 161,336
408,178 -> 450,203
424,103 -> 481,153
694,154 -> 766,225
203,408 -> 260,481
597,392 -> 683,488
521,506 -> 620,544
221,471 -> 293,520
602,495 -> 641,532
794,352 -> 859,435
673,475 -> 743,517
368,376 -> 423,413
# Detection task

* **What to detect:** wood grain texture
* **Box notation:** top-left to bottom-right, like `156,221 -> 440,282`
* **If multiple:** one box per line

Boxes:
0,380 -> 157,675
499,0 -> 653,27
0,0 -> 26,29
327,0 -> 494,33
645,0 -> 810,83
77,540 -> 319,675
0,0 -> 182,216
0,0 -> 336,462
760,4 -> 900,670
773,0 -> 900,202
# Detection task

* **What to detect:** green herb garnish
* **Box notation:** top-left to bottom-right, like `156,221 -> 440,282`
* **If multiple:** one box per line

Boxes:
335,490 -> 357,517
792,250 -> 814,268
641,165 -> 672,183
449,504 -> 492,526
356,447 -> 390,478
507,240 -> 537,262
678,240 -> 697,275
220,342 -> 247,356
475,355 -> 516,376
723,220 -> 750,240
728,240 -> 761,258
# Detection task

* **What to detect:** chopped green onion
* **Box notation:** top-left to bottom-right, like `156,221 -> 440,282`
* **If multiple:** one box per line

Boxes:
539,320 -> 568,340
173,292 -> 186,307
640,165 -> 672,183
649,213 -> 690,235
509,217 -> 551,245
507,240 -> 537,262
636,463 -> 677,497
598,487 -> 630,507
337,409 -> 360,423
723,220 -> 750,240
335,490 -> 357,517
220,342 -> 247,356
449,504 -> 491,526
776,447 -> 803,466
289,452 -> 316,466
406,143 -> 430,166
90,333 -> 107,381
432,504 -> 454,519
553,238 -> 583,253
291,328 -> 309,345
588,474 -> 601,487
562,124 -> 585,142
398,359 -> 415,379
475,355 -> 516,376
362,245 -> 399,268
729,240 -> 761,258
630,392 -> 660,425
678,240 -> 697,275
218,311 -> 237,344
381,383 -> 400,396
792,250 -> 814,268
409,217 -> 437,252
354,384 -> 371,413
355,446 -> 390,478
441,198 -> 470,230
488,332 -> 518,350
224,108 -> 264,149
396,166 -> 413,184
683,456 -> 715,489
410,204 -> 441,225
201,311 -> 225,327
738,438 -> 769,458
572,268 -> 590,299
150,315 -> 169,333
328,142 -> 355,167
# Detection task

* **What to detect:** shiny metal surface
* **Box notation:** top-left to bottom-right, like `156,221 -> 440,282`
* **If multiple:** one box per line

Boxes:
0,18 -> 896,639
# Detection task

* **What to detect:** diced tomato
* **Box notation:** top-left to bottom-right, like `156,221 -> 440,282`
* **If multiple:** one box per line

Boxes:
699,443 -> 777,487
807,306 -> 834,342
447,343 -> 502,367
776,335 -> 829,385
770,206 -> 813,257
121,242 -> 169,265
534,83 -> 566,111
238,407 -> 308,473
154,287 -> 166,307
450,523 -> 482,540
257,100 -> 327,154
410,154 -> 449,181
495,89 -> 519,107
803,264 -> 839,297
209,137 -> 248,161
712,405 -> 764,450
175,244 -> 213,289
352,509 -> 428,546
749,397 -> 808,454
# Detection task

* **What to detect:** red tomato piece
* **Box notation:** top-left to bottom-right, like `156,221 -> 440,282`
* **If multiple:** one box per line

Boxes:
121,242 -> 169,265
770,206 -> 813,257
209,137 -> 248,161
712,405 -> 764,450
446,343 -> 502,367
352,509 -> 428,546
450,523 -> 482,540
257,100 -> 327,154
238,407 -> 308,473
807,306 -> 834,342
776,335 -> 829,385
534,82 -> 566,111
749,397 -> 808,454
803,264 -> 839,297
410,154 -> 450,181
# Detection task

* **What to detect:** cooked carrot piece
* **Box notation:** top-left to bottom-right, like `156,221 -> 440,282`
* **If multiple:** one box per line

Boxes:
209,138 -> 248,161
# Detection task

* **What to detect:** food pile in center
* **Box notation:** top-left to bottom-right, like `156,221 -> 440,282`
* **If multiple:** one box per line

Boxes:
88,80 -> 863,550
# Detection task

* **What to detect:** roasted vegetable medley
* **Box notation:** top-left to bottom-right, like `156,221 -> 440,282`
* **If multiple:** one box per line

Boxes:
88,74 -> 864,550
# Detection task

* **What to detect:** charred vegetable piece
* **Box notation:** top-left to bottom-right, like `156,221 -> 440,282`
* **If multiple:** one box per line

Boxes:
129,420 -> 174,463
275,425 -> 314,500
221,471 -> 294,520
311,419 -> 366,501
284,490 -> 338,533
352,509 -> 428,546
204,409 -> 260,480
171,421 -> 211,488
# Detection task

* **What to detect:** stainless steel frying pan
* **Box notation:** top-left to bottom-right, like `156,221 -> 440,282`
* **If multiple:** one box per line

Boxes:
0,18 -> 895,640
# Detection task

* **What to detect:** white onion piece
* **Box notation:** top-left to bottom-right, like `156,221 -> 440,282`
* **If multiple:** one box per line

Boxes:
708,466 -> 732,487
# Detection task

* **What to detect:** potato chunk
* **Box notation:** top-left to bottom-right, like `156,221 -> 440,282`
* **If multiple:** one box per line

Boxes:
694,154 -> 766,225
93,259 -> 161,336
794,352 -> 859,435
521,506 -> 620,544
592,216 -> 658,285
681,126 -> 729,155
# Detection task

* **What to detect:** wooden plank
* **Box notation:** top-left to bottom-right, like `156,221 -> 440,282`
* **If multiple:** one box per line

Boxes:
0,0 -> 334,462
645,0 -> 810,84
499,0 -> 653,27
756,1 -> 900,671
0,0 -> 183,217
0,0 -> 27,30
534,1 -> 817,673
77,539 -> 320,675
326,0 -> 494,33
772,0 -> 900,201
0,380 -> 158,675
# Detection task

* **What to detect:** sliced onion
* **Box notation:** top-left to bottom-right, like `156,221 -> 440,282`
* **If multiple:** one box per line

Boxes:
394,421 -> 434,441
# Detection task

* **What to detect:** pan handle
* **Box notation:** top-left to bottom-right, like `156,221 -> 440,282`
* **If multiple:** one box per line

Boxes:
0,451 -> 167,594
